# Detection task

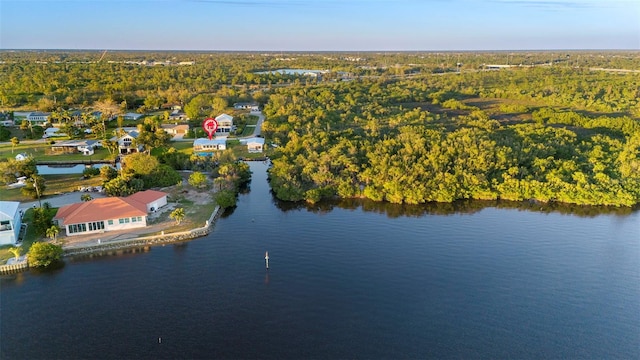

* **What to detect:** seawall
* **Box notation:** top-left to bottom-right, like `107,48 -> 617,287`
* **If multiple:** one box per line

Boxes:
62,206 -> 222,257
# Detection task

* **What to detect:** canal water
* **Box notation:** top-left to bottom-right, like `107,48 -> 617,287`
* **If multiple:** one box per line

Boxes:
2,162 -> 639,359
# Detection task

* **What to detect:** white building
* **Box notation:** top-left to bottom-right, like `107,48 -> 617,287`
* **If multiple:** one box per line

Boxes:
193,138 -> 227,154
0,201 -> 22,245
242,137 -> 265,153
214,113 -> 234,135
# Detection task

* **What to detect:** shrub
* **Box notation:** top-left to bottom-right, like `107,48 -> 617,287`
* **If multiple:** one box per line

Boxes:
27,242 -> 63,268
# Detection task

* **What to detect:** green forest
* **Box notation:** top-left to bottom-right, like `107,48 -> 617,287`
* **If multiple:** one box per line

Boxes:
1,50 -> 639,207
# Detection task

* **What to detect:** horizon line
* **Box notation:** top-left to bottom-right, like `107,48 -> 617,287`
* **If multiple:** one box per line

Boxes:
1,48 -> 638,53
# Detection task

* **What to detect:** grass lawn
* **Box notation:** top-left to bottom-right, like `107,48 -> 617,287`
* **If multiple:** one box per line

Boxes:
0,207 -> 56,264
0,142 -> 50,160
0,174 -> 103,202
0,142 -> 114,162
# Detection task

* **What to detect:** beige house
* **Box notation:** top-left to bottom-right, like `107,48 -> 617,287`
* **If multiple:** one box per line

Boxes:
54,190 -> 168,236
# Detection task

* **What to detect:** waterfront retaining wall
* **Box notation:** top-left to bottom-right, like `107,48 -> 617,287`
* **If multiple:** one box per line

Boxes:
0,258 -> 28,274
63,206 -> 222,257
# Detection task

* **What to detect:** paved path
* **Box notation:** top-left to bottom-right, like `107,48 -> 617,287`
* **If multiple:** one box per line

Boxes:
19,192 -> 106,210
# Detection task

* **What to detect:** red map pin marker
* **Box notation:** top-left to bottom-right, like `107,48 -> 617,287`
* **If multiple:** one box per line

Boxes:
203,118 -> 218,140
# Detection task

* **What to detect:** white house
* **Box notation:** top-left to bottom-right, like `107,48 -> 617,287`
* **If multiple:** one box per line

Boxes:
0,201 -> 22,245
111,130 -> 142,154
13,111 -> 50,126
123,113 -> 143,121
214,113 -> 234,135
193,138 -> 227,155
26,112 -> 50,125
233,102 -> 259,111
242,137 -> 265,153
54,190 -> 168,237
43,127 -> 66,138
15,153 -> 29,161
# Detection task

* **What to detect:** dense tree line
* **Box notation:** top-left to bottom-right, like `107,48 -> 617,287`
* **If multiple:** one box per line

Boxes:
263,74 -> 640,207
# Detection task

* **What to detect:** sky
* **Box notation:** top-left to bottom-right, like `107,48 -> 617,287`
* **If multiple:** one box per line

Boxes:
1,0 -> 639,51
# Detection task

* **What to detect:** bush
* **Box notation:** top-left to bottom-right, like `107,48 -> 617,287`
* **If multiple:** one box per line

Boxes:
83,166 -> 100,178
215,189 -> 237,208
27,242 -> 63,268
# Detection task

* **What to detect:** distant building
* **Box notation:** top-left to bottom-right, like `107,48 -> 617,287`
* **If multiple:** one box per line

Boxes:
169,110 -> 189,121
43,127 -> 66,138
13,111 -> 50,126
50,140 -> 100,155
15,153 -> 29,161
161,124 -> 189,136
241,137 -> 265,153
122,113 -> 143,121
233,102 -> 260,111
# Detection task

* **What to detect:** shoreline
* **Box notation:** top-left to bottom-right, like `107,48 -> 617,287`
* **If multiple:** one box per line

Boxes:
62,205 -> 222,257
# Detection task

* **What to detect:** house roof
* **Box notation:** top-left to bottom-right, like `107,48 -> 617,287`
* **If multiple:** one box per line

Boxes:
246,137 -> 265,145
215,113 -> 233,122
161,124 -> 189,130
0,201 -> 19,219
194,138 -> 227,146
53,140 -> 98,147
127,190 -> 167,204
55,197 -> 147,225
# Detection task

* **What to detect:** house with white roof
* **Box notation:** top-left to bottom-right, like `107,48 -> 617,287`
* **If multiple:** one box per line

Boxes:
27,112 -> 50,125
13,111 -> 50,126
123,113 -> 143,121
233,102 -> 260,111
54,190 -> 167,236
43,127 -> 66,138
193,138 -> 227,155
241,137 -> 265,153
0,201 -> 22,245
214,114 -> 235,135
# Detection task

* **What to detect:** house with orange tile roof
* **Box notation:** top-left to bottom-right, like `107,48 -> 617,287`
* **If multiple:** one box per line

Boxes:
54,190 -> 168,236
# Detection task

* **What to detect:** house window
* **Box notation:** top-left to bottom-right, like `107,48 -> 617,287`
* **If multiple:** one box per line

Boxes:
108,220 -> 114,225
0,220 -> 12,231
132,217 -> 137,223
68,223 -> 87,234
137,217 -> 142,222
119,218 -> 125,224
124,218 -> 130,223
88,221 -> 105,231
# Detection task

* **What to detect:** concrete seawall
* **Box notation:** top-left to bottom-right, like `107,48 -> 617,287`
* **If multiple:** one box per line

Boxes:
62,206 -> 222,257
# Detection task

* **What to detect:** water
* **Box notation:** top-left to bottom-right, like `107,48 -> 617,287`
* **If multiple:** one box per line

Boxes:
2,162 -> 639,359
37,163 -> 117,175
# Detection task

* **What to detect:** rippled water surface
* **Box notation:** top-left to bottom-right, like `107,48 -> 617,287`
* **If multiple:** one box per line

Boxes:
2,162 -> 639,359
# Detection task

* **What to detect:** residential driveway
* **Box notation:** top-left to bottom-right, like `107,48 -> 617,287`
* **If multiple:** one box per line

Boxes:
19,192 -> 106,210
